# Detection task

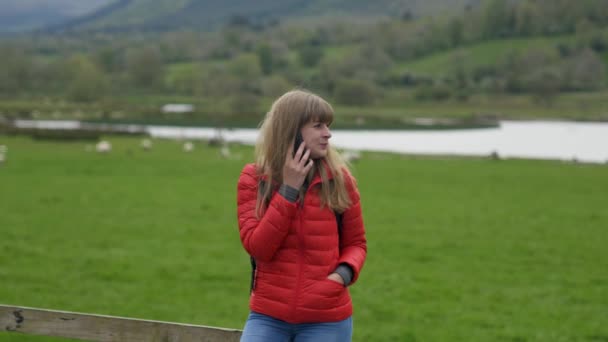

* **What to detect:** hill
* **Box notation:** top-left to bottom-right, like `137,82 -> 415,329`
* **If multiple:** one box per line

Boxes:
0,0 -> 112,32
0,0 -> 482,33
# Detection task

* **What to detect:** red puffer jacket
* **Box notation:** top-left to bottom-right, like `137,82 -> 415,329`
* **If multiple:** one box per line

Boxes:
237,163 -> 367,323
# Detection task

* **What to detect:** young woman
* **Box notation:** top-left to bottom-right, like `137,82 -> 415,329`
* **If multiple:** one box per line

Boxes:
236,89 -> 367,341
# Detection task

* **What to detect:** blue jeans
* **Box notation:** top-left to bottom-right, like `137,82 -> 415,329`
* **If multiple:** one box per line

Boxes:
240,311 -> 353,342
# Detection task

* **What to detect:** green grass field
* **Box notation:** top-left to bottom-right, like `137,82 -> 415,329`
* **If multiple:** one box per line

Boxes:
1,135 -> 607,341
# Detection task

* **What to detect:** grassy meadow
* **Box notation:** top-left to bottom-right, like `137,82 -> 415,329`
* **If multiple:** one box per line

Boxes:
0,134 -> 607,341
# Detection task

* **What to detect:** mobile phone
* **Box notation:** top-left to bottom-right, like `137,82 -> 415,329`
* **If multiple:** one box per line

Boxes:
293,131 -> 303,157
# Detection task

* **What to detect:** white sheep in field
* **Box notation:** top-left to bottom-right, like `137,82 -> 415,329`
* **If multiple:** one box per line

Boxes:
96,141 -> 112,153
220,145 -> 231,159
183,141 -> 194,152
0,145 -> 7,165
141,138 -> 152,151
342,150 -> 361,163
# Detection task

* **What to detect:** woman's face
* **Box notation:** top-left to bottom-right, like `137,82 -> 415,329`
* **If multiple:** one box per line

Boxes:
300,119 -> 332,159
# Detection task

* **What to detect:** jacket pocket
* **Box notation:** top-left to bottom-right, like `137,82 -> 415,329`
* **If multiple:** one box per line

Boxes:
318,278 -> 346,297
300,278 -> 346,311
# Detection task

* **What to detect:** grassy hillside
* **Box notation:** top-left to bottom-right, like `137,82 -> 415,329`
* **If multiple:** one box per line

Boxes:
79,0 -> 191,30
0,0 -> 112,16
0,135 -> 606,341
395,35 -> 579,76
0,0 -> 111,32
46,0 -> 481,32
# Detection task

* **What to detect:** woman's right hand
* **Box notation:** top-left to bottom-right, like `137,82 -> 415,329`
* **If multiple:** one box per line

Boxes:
283,141 -> 314,189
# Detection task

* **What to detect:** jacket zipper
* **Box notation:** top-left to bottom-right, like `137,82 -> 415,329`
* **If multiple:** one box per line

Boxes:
291,181 -> 321,321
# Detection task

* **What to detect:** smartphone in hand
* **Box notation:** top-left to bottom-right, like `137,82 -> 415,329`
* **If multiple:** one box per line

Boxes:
293,131 -> 303,157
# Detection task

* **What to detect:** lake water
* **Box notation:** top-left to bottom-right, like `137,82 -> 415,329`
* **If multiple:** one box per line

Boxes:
14,120 -> 608,164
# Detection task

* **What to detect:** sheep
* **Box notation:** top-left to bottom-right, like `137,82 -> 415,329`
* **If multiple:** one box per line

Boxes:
96,140 -> 112,153
141,138 -> 152,151
183,141 -> 194,152
220,145 -> 231,159
0,145 -> 7,165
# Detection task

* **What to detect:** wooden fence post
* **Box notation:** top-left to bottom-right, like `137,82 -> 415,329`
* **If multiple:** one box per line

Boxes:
0,304 -> 242,342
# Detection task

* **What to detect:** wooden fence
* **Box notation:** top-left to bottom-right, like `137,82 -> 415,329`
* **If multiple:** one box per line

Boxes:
1,304 -> 242,341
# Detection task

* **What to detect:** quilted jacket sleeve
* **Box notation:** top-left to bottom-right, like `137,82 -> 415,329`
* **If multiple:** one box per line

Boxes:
237,164 -> 297,262
338,171 -> 367,284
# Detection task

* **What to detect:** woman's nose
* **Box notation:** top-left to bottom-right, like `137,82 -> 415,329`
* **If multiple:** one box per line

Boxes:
324,126 -> 332,139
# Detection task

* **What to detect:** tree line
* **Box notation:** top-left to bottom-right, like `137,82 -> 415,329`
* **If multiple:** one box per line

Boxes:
0,0 -> 606,114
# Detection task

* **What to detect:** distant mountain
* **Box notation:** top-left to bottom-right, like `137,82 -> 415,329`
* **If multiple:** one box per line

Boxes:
0,0 -> 113,32
37,0 -> 483,33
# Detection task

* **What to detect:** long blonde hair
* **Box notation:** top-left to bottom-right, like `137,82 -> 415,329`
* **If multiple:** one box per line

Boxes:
255,89 -> 352,217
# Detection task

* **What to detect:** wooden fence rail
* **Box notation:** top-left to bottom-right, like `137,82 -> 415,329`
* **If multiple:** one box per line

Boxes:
1,304 -> 242,342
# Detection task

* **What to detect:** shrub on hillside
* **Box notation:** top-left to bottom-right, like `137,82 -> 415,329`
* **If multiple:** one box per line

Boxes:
333,79 -> 376,106
525,67 -> 562,105
261,75 -> 292,98
230,93 -> 261,116
414,83 -> 452,101
298,45 -> 323,68
562,49 -> 606,91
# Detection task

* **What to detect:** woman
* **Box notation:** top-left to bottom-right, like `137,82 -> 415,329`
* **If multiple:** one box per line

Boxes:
236,89 -> 367,341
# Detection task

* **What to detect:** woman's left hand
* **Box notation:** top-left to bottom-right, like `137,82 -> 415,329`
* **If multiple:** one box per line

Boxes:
327,272 -> 344,285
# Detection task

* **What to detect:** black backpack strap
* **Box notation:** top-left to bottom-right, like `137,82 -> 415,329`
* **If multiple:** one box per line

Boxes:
249,256 -> 257,293
249,180 -> 268,293
335,211 -> 343,240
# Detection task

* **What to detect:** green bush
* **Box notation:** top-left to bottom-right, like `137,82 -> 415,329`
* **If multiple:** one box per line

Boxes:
414,83 -> 453,101
333,79 -> 376,106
